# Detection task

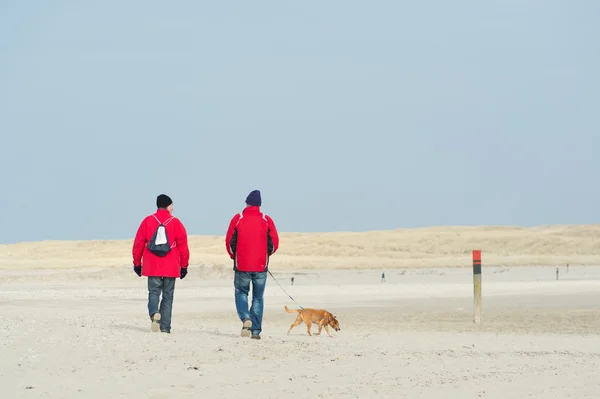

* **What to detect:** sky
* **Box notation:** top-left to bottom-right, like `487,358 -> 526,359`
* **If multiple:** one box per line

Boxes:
1,0 -> 599,244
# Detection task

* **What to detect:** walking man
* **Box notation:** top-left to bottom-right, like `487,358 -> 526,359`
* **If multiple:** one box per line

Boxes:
225,189 -> 279,340
132,194 -> 190,333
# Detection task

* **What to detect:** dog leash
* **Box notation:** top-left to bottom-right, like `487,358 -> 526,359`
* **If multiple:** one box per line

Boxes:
267,270 -> 305,310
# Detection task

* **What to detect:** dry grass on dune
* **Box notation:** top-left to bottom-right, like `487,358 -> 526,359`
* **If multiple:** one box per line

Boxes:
1,224 -> 599,271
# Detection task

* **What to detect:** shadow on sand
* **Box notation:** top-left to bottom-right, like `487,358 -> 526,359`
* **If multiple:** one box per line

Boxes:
110,323 -> 239,338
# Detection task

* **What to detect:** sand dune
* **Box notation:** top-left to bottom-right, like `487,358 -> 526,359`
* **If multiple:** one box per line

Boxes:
1,224 -> 599,271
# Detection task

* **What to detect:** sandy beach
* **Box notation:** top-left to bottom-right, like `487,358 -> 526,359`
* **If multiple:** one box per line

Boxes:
1,226 -> 600,398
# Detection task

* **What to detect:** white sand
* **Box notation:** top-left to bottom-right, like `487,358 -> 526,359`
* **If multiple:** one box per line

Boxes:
2,225 -> 600,397
2,262 -> 600,398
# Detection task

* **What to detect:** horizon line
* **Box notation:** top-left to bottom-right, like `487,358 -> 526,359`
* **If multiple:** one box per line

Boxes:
2,222 -> 599,246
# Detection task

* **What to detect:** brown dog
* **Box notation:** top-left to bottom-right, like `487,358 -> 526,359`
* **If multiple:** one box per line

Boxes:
284,305 -> 340,337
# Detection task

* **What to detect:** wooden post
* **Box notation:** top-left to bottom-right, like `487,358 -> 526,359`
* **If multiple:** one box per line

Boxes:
473,250 -> 482,325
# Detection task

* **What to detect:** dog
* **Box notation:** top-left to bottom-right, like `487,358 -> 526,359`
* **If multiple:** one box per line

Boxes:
284,305 -> 340,337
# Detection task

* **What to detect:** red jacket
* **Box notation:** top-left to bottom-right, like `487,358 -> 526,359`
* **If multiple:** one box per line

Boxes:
225,206 -> 279,272
132,209 -> 190,278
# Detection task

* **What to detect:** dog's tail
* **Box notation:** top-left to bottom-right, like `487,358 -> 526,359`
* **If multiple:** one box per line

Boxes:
284,305 -> 301,313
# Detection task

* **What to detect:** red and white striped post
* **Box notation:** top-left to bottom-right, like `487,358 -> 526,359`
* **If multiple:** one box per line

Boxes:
473,250 -> 482,325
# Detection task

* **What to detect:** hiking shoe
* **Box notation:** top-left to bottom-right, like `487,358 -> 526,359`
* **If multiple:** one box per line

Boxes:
151,312 -> 161,332
251,334 -> 261,340
241,318 -> 252,337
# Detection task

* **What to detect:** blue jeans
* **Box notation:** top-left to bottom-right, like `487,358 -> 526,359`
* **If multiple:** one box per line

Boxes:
234,271 -> 267,336
148,277 -> 176,332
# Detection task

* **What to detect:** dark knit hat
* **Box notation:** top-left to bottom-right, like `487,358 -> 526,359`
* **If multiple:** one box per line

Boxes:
245,190 -> 262,207
156,194 -> 173,209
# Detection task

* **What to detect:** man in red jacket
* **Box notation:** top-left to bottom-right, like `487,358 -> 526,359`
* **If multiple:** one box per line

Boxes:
225,189 -> 279,340
132,194 -> 190,334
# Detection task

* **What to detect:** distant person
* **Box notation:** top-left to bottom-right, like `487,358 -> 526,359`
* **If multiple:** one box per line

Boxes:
291,276 -> 295,286
132,194 -> 190,334
225,189 -> 279,340
381,272 -> 385,283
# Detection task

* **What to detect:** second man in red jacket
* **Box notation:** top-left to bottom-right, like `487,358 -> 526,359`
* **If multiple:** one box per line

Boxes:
225,189 -> 279,340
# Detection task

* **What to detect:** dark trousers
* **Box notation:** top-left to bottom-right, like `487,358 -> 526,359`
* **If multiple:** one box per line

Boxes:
148,276 -> 176,332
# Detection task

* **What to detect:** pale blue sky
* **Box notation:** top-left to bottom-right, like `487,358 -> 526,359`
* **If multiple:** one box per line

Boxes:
1,1 -> 598,244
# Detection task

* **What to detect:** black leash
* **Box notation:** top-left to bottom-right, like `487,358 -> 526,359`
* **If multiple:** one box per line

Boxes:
267,270 -> 305,310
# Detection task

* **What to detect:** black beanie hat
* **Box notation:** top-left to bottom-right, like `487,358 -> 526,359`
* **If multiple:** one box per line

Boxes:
156,194 -> 173,209
245,190 -> 262,207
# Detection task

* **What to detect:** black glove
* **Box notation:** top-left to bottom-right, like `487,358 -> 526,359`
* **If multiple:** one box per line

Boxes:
180,267 -> 188,279
133,266 -> 142,277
